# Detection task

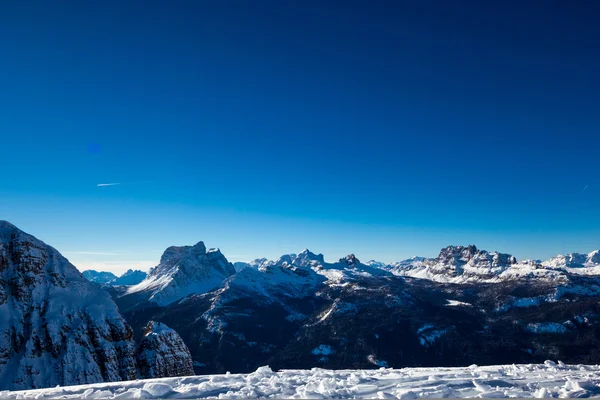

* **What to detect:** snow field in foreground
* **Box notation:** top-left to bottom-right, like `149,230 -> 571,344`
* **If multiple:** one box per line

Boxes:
2,361 -> 600,399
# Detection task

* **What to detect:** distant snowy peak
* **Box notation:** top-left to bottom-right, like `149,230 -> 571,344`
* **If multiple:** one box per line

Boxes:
82,269 -> 147,286
365,260 -> 387,268
274,250 -> 392,282
82,270 -> 117,284
381,246 -> 600,283
111,269 -> 147,286
545,250 -> 600,269
225,261 -> 326,300
275,249 -> 325,268
339,253 -> 359,266
368,257 -> 429,275
228,249 -> 391,290
233,258 -> 270,272
381,245 -> 524,283
127,241 -> 235,306
436,245 -> 517,268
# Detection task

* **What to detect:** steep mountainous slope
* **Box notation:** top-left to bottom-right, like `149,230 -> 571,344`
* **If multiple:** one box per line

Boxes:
0,221 -> 138,390
123,242 -> 235,306
137,321 -> 194,379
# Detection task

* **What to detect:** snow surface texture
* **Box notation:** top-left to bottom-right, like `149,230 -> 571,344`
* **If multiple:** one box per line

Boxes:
4,362 -> 600,399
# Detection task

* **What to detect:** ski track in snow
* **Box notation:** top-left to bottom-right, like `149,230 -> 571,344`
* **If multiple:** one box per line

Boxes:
3,362 -> 600,399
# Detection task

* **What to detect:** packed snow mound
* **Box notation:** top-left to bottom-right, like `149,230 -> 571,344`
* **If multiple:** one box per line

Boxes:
0,221 -> 138,390
137,321 -> 194,379
4,362 -> 600,398
127,242 -> 235,306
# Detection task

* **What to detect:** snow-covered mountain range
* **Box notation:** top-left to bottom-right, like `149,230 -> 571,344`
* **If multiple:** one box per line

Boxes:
4,219 -> 600,392
87,245 -> 600,293
115,244 -> 600,310
368,245 -> 600,283
108,240 -> 600,378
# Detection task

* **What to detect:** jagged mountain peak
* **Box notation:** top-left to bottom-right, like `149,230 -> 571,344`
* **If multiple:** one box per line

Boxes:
159,241 -> 207,265
340,254 -> 360,266
127,241 -> 235,306
437,244 -> 478,261
296,249 -> 325,264
274,249 -> 325,268
151,241 -> 232,278
589,250 -> 600,264
437,245 -> 517,267
545,250 -> 600,268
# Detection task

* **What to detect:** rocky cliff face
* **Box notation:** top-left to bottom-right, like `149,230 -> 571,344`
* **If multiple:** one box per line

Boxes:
126,242 -> 236,306
137,321 -> 194,379
546,250 -> 600,269
0,221 -> 138,390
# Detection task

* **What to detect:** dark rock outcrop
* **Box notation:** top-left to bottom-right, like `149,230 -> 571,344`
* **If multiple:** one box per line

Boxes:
137,321 -> 194,379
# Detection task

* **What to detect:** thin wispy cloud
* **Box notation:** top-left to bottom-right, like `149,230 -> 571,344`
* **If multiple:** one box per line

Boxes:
583,184 -> 589,193
97,183 -> 121,187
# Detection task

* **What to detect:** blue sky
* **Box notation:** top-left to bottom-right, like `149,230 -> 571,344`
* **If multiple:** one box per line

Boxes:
1,1 -> 599,273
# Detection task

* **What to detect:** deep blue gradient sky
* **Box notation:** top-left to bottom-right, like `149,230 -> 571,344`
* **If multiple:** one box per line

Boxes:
1,1 -> 599,273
